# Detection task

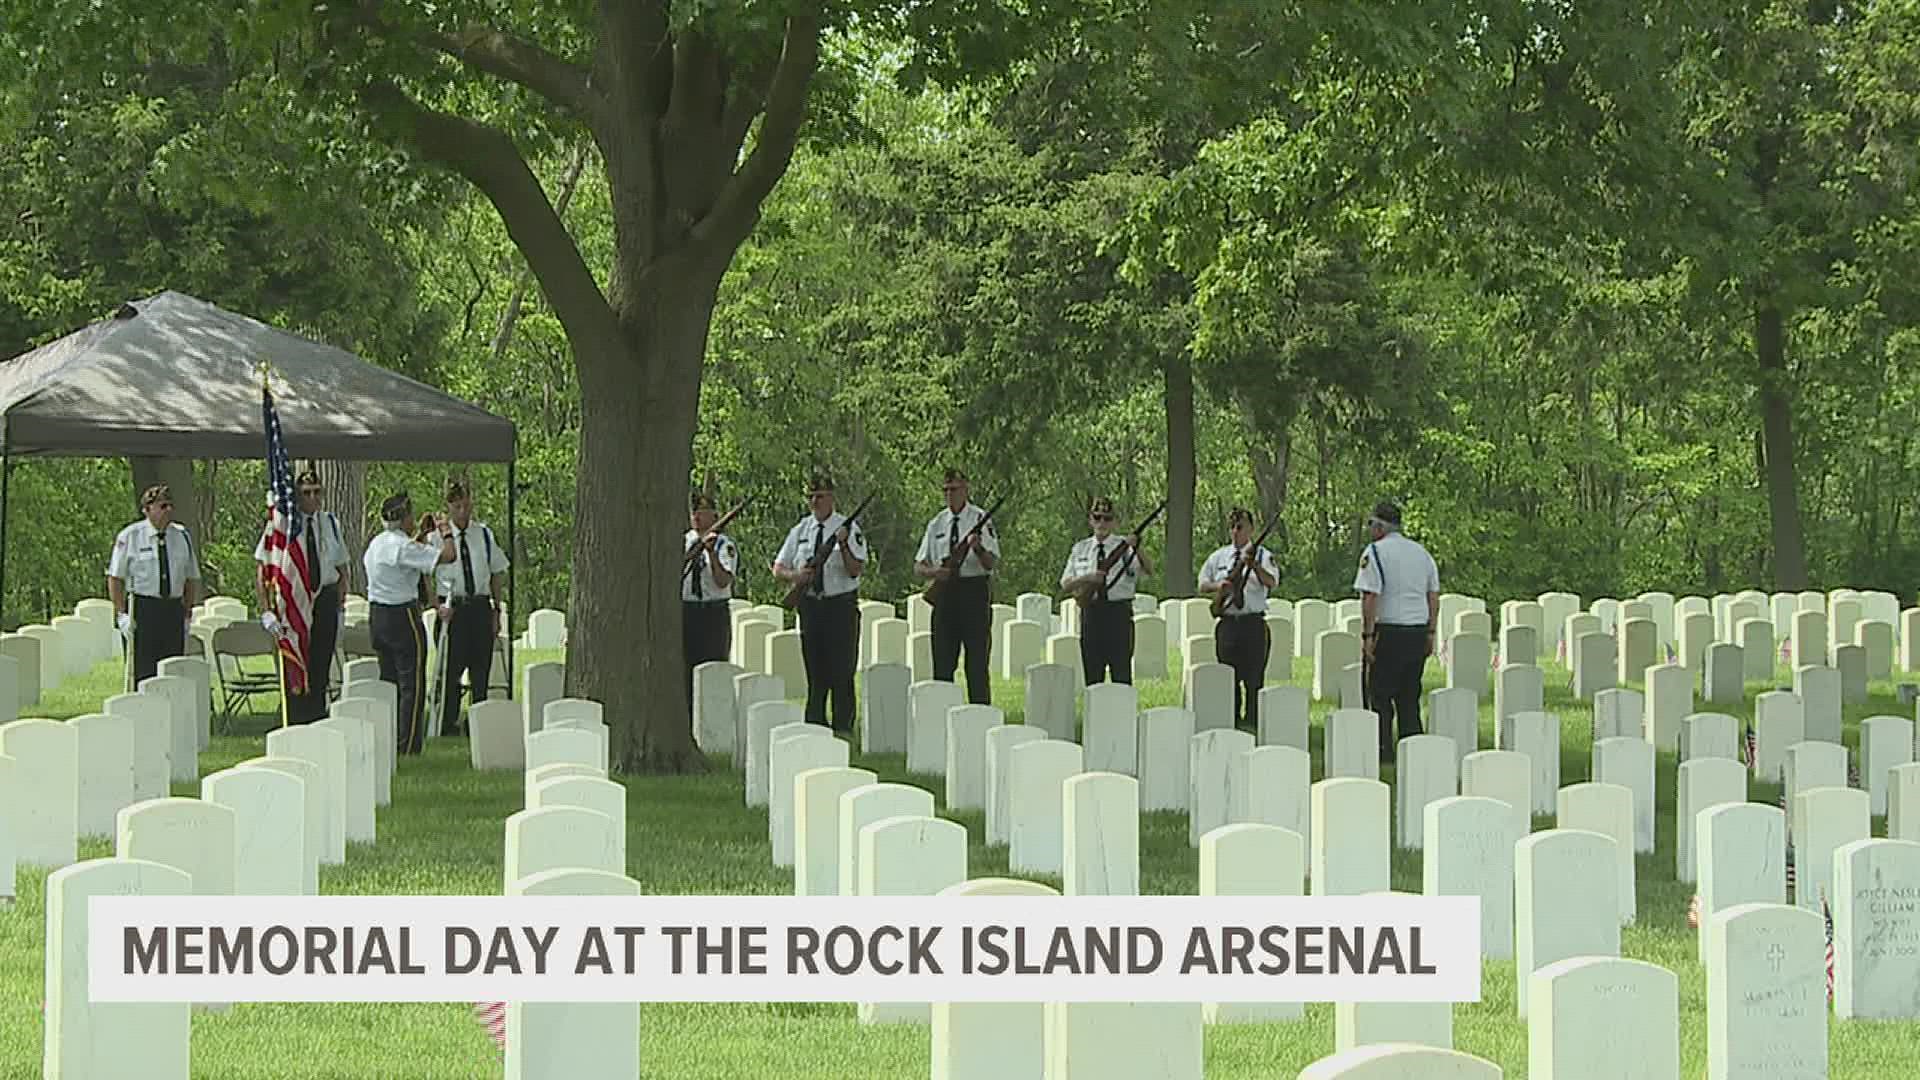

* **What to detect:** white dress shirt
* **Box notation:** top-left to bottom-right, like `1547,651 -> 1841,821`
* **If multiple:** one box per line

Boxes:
1060,534 -> 1141,601
1199,543 -> 1278,616
363,527 -> 442,605
108,520 -> 201,598
433,519 -> 510,599
914,503 -> 1000,578
253,510 -> 350,589
683,529 -> 740,602
776,511 -> 867,599
1354,531 -> 1440,626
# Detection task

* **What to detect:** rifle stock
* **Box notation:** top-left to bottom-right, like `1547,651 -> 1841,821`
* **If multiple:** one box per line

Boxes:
780,493 -> 874,609
923,493 -> 1008,609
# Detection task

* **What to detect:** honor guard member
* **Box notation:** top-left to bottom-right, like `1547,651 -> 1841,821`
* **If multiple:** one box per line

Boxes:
254,466 -> 352,724
914,468 -> 1000,703
1199,508 -> 1277,731
683,491 -> 738,708
107,484 -> 202,685
1355,500 -> 1440,759
1059,497 -> 1151,686
364,492 -> 456,756
433,480 -> 510,737
773,471 -> 867,734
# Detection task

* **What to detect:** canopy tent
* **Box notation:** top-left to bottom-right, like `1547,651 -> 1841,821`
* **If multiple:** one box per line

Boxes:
0,290 -> 520,683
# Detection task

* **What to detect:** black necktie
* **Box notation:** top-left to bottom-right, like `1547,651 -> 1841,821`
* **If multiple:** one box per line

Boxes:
305,515 -> 320,585
459,528 -> 477,596
812,522 -> 825,594
157,531 -> 171,597
950,516 -> 960,566
689,534 -> 703,599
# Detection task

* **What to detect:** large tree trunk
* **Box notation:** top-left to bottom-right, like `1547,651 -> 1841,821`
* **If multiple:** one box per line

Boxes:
1755,303 -> 1809,589
566,267 -> 723,776
317,460 -> 368,593
129,457 -> 206,588
1243,398 -> 1294,553
1163,351 -> 1197,596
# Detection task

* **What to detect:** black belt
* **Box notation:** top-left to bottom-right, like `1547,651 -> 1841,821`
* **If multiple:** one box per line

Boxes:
683,598 -> 730,607
1222,611 -> 1266,620
370,599 -> 419,610
449,595 -> 493,607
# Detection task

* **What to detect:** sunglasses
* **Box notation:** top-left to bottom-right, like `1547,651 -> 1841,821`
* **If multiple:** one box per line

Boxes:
1091,514 -> 1113,522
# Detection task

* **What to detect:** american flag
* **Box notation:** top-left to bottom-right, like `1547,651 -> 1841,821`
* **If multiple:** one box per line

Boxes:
259,383 -> 315,694
474,1001 -> 506,1051
1687,892 -> 1700,929
1822,890 -> 1834,1003
1744,722 -> 1758,772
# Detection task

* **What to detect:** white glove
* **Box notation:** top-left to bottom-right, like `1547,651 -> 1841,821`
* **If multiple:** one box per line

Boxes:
117,612 -> 131,635
261,612 -> 280,634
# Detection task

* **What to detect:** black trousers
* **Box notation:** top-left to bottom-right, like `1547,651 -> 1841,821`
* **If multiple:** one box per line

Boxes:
1370,623 -> 1428,754
282,584 -> 341,725
1215,613 -> 1270,730
798,590 -> 858,733
682,599 -> 732,708
931,576 -> 992,703
130,594 -> 186,686
439,597 -> 495,736
1080,598 -> 1135,686
371,601 -> 427,755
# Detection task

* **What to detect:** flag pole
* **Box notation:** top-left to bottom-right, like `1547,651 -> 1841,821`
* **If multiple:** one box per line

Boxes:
262,363 -> 293,732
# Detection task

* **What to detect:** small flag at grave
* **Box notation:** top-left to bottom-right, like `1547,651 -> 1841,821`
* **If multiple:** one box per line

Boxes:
1822,890 -> 1834,1003
1743,723 -> 1757,773
1686,892 -> 1700,930
473,1000 -> 506,1051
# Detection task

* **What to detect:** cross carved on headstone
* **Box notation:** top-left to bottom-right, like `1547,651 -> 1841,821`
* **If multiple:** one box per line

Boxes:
1766,943 -> 1787,973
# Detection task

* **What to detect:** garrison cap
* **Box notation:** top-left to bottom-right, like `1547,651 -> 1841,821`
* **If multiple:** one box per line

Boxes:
141,483 -> 172,508
942,468 -> 968,484
381,492 -> 413,522
808,471 -> 835,493
1088,496 -> 1115,517
444,478 -> 469,502
691,491 -> 717,512
1369,500 -> 1403,528
295,464 -> 321,488
1228,507 -> 1255,526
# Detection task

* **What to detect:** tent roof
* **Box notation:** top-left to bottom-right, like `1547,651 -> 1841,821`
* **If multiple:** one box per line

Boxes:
0,291 -> 515,461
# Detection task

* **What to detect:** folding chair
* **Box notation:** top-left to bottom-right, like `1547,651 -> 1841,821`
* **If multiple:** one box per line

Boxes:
211,622 -> 281,727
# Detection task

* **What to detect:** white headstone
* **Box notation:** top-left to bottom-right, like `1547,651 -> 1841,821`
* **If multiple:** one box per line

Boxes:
70,713 -> 138,838
528,775 -> 628,869
1830,837 -> 1920,1019
1696,802 -> 1787,964
234,756 -> 325,895
768,729 -> 848,868
1188,729 -> 1254,846
1446,633 -> 1491,697
1231,744 -> 1310,846
1024,662 -> 1077,741
907,679 -> 963,775
1555,782 -> 1636,925
1131,614 -> 1168,680
502,805 -> 621,888
1461,749 -> 1532,825
1424,795 -> 1522,960
1298,1045 -> 1500,1079
1704,902 -> 1827,1079
115,797 -> 236,897
998,619 -> 1046,679
1738,617 -> 1774,681
1515,828 -> 1621,1018
1137,706 -> 1194,811
1792,664 -> 1841,744
1573,631 -> 1616,698
1504,711 -> 1559,816
1676,757 -> 1747,883
137,674 -> 197,783
1254,685 -> 1308,751
1679,712 -> 1739,763
1860,716 -> 1914,817
837,783 -> 936,897
855,814 -> 970,1026
1395,734 -> 1458,851
43,858 -> 191,1078
521,660 -> 563,735
201,766 -> 305,895
1753,691 -> 1805,782
1427,688 -> 1477,770
328,694 -> 395,803
1326,708 -> 1380,781
1643,662 -> 1690,753
1494,664 -> 1543,737
1043,1002 -> 1202,1080
1083,682 -> 1138,774
1184,662 -> 1236,731
468,698 -> 525,770
931,878 -> 1056,1072
1793,786 -> 1868,916
1703,642 -> 1744,704
859,662 -> 909,755
791,765 -> 876,896
986,725 -> 1047,847
1527,956 -> 1678,1078
503,867 -> 640,1078
944,704 -> 1002,812
1197,822 -> 1304,1024
313,716 -> 376,845
1311,778 -> 1389,896
1592,736 -> 1655,854
1893,763 -> 1920,843
2,720 -> 79,869
1062,772 -> 1138,896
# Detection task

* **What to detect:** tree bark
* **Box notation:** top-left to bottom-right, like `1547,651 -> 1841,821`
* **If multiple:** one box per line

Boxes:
566,266 -> 725,776
1244,399 -> 1294,552
129,457 -> 205,587
317,460 -> 368,593
1163,351 -> 1197,597
1755,303 -> 1809,589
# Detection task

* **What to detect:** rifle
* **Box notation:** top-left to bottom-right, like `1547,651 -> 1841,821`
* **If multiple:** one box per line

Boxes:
923,493 -> 1008,609
1065,498 -> 1167,607
682,499 -> 749,581
780,492 -> 875,609
1210,516 -> 1280,619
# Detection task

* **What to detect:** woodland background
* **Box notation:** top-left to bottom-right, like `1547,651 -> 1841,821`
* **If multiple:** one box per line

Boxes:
3,3 -> 1918,635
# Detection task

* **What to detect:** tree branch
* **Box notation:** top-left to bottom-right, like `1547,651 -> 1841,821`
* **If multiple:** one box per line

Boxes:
426,23 -> 602,122
699,15 -> 820,248
360,79 -> 618,358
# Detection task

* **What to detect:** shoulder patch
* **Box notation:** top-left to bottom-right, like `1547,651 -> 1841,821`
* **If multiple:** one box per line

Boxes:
1360,553 -> 1370,569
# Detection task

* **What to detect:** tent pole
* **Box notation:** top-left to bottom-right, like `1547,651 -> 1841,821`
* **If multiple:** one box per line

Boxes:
506,457 -> 516,697
0,433 -> 10,631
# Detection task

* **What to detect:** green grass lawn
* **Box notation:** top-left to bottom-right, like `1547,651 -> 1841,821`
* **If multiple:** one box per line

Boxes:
2,644 -> 1917,1077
